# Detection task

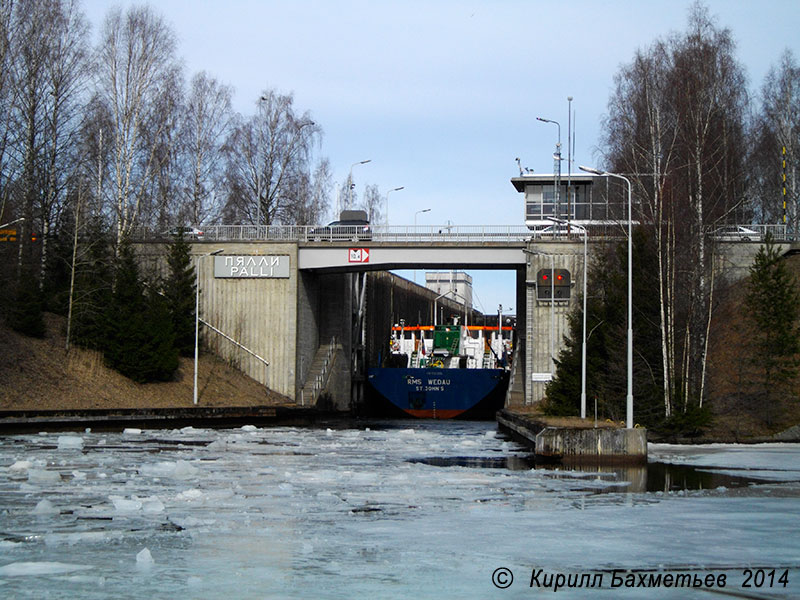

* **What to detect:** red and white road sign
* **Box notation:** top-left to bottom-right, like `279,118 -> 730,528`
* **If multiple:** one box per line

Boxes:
348,248 -> 370,263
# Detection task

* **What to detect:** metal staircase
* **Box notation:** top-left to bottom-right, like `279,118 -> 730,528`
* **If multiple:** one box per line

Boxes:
299,337 -> 338,406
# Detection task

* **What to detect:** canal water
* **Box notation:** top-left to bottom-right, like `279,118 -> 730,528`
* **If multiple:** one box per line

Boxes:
1,420 -> 799,598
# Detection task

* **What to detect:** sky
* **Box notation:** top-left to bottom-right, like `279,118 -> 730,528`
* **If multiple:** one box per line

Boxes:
82,0 -> 800,316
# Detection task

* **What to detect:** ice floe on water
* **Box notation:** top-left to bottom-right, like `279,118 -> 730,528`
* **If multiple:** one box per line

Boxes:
138,460 -> 199,479
26,468 -> 61,484
31,499 -> 59,515
108,495 -> 165,513
135,548 -> 154,569
0,562 -> 94,576
57,435 -> 84,450
650,442 -> 800,481
0,423 -> 799,598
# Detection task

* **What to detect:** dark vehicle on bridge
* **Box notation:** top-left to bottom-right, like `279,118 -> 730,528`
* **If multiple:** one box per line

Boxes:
309,210 -> 372,242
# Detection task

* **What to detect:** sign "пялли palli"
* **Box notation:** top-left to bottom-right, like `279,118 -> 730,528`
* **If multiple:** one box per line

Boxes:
214,255 -> 290,278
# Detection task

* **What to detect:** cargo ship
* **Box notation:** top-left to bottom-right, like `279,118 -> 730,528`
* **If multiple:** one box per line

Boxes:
366,322 -> 512,419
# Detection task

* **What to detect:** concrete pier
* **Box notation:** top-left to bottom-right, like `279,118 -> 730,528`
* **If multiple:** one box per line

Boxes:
535,426 -> 647,464
496,409 -> 647,464
0,406 -> 325,433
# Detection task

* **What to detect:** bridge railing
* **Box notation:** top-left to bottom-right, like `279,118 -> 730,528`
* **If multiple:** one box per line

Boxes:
370,225 -> 533,243
191,224 -> 536,243
134,223 -> 792,243
704,223 -> 789,241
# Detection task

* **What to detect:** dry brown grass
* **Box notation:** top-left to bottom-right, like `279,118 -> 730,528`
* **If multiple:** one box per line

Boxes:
0,313 -> 293,411
705,254 -> 800,439
504,405 -> 622,429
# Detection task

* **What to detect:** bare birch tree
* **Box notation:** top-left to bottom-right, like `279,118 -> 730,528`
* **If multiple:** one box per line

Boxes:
669,4 -> 748,406
360,183 -> 384,224
752,50 -> 800,229
38,0 -> 91,284
0,0 -> 13,224
221,90 -> 321,225
605,39 -> 679,417
179,71 -> 233,226
284,157 -> 331,225
95,5 -> 179,245
7,0 -> 53,270
140,65 -> 183,232
602,1 -> 749,416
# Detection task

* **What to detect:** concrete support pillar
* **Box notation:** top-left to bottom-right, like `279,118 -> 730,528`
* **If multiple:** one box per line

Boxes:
524,243 -> 586,406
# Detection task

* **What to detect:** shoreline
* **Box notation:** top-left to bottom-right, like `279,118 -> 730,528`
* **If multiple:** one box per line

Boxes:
2,405 -> 799,445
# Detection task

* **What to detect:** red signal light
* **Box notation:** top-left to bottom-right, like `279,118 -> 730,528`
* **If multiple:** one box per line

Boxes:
557,274 -> 563,281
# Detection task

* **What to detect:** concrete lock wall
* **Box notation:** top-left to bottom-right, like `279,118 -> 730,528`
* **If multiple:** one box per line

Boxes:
133,236 -> 782,412
521,239 -> 778,407
195,243 -> 299,399
525,242 -> 587,406
535,427 -> 648,464
296,271 -> 321,398
314,272 -> 353,410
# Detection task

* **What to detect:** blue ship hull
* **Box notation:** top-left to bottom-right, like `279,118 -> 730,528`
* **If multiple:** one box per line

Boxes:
366,367 -> 508,419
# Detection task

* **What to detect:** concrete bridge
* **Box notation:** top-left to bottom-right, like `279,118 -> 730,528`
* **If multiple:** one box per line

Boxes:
137,226 -> 791,412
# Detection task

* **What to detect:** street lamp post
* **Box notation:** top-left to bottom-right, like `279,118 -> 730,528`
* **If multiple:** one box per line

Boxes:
537,116 -> 562,225
385,186 -> 404,226
0,217 -> 24,229
414,208 -> 431,283
194,248 -> 224,405
567,96 -> 573,231
580,165 -> 633,428
347,159 -> 371,212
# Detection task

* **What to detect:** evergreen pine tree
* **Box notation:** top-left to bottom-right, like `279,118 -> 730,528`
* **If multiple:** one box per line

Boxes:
543,228 -> 667,428
542,308 -> 585,416
42,208 -> 78,315
543,242 -> 622,420
8,271 -> 46,338
744,234 -> 800,417
104,241 -> 178,383
164,231 -> 196,356
70,217 -> 114,351
140,286 -> 180,381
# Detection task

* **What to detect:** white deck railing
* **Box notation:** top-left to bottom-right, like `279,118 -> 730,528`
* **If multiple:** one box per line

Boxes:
134,223 -> 792,244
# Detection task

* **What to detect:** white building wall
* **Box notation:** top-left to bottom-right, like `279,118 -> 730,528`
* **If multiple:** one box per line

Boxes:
425,271 -> 473,309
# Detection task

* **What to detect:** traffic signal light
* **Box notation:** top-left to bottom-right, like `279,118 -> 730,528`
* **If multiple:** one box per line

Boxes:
537,268 -> 571,300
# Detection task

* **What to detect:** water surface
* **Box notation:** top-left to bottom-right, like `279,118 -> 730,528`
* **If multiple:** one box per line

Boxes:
1,421 -> 798,598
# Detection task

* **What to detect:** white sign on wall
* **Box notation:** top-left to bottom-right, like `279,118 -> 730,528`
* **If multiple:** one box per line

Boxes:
348,248 -> 370,263
214,255 -> 290,278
